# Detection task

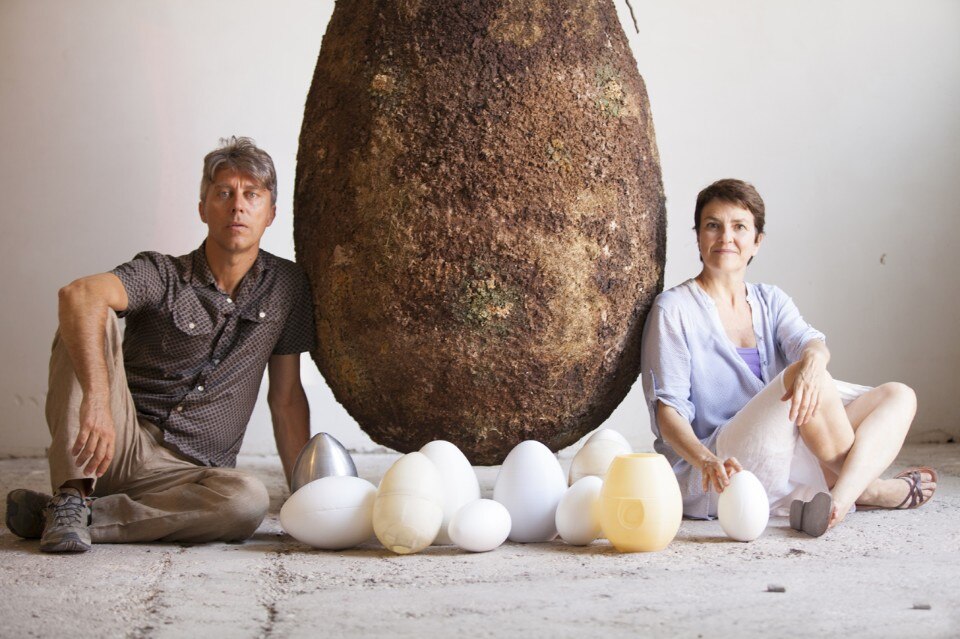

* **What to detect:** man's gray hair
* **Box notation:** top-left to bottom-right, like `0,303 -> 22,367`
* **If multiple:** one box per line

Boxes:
200,136 -> 278,205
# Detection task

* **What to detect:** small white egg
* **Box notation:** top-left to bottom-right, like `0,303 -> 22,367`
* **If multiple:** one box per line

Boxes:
717,470 -> 770,542
448,499 -> 511,552
556,476 -> 603,545
493,440 -> 567,543
420,440 -> 481,545
373,452 -> 444,554
280,475 -> 376,550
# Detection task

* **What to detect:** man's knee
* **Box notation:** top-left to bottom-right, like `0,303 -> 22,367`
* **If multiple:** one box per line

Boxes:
217,472 -> 269,541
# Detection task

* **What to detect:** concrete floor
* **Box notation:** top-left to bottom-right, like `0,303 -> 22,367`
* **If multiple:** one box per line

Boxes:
1,443 -> 957,638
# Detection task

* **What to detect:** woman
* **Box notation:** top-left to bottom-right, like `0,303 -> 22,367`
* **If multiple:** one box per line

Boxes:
640,178 -> 936,536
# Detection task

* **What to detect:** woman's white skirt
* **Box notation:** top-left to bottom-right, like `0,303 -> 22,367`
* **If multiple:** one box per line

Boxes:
716,373 -> 872,516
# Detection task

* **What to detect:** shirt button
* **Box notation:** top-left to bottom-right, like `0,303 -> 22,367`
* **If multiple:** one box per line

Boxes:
176,405 -> 183,412
197,385 -> 205,392
259,311 -> 266,318
226,298 -> 233,304
188,322 -> 196,329
213,359 -> 220,365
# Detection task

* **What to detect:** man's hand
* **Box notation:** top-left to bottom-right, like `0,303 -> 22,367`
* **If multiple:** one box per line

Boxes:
73,394 -> 116,477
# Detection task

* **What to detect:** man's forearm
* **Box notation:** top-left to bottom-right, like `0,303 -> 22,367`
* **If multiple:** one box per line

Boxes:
58,281 -> 113,399
270,390 -> 310,487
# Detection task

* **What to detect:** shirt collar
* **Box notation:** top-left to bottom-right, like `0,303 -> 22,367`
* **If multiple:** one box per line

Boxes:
177,241 -> 270,291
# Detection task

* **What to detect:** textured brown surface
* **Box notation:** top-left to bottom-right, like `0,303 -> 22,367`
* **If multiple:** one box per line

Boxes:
294,0 -> 665,464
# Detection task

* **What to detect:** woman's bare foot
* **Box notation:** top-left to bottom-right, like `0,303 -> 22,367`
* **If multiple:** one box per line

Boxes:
856,471 -> 937,509
828,498 -> 853,529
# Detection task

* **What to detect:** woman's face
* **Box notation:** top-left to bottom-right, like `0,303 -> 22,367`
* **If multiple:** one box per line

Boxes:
697,199 -> 763,274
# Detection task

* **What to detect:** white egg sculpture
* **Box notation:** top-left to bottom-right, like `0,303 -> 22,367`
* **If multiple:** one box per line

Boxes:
448,499 -> 512,553
555,476 -> 603,546
717,470 -> 770,542
280,475 -> 376,550
419,440 -> 481,545
493,440 -> 567,543
585,428 -> 631,449
373,452 -> 444,554
568,429 -> 632,485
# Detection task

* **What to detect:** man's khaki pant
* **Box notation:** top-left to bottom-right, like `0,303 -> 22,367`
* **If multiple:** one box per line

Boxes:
45,312 -> 269,543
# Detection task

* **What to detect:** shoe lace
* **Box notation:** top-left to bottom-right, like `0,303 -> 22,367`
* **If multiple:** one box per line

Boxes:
49,491 -> 88,528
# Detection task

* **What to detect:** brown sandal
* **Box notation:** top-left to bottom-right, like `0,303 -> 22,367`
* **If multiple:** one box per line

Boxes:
892,467 -> 938,509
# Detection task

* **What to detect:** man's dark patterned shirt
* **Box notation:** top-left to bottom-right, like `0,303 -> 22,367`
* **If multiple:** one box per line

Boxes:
111,243 -> 315,467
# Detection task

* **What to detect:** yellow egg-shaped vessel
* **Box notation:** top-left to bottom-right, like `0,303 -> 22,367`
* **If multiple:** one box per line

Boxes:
599,453 -> 682,552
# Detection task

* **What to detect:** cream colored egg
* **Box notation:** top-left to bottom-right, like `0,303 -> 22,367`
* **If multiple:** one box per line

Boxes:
556,476 -> 603,545
373,452 -> 444,554
448,499 -> 511,552
568,434 -> 632,485
585,428 -> 631,449
280,475 -> 376,550
493,440 -> 567,543
420,440 -> 481,545
717,470 -> 770,542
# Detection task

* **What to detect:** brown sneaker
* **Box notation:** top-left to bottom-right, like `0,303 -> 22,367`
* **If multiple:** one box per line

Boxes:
5,489 -> 52,539
39,488 -> 91,553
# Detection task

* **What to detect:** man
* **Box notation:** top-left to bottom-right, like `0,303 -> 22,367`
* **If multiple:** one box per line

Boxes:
5,137 -> 315,552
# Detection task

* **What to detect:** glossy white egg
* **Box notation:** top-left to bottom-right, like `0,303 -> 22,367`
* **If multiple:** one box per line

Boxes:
280,475 -> 376,550
568,435 -> 632,485
556,476 -> 603,545
448,499 -> 512,552
717,470 -> 770,542
493,440 -> 567,543
420,440 -> 481,545
373,452 -> 444,554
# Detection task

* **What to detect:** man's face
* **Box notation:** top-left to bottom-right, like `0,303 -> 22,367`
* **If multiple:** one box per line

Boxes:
199,168 -> 276,256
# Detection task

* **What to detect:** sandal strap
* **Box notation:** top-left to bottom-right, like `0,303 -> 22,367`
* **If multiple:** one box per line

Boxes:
894,470 -> 923,509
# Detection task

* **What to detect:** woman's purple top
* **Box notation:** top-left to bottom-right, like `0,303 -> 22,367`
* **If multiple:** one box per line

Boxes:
737,347 -> 763,380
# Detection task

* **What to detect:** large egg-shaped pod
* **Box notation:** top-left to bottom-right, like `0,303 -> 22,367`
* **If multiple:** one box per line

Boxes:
568,429 -> 633,485
294,0 -> 666,464
419,440 -> 481,545
493,441 -> 567,542
280,475 -> 376,550
717,470 -> 770,542
373,452 -> 444,554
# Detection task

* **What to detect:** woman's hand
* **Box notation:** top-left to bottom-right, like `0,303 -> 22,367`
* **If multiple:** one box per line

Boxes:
782,344 -> 829,426
700,455 -> 743,493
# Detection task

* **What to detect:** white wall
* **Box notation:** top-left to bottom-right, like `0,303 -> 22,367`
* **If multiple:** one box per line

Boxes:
1,0 -> 957,461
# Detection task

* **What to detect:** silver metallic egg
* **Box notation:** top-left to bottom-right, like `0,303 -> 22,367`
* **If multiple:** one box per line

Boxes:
290,432 -> 358,492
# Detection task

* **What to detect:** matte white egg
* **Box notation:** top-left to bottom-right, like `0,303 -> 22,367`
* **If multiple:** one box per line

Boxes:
448,499 -> 512,552
493,440 -> 567,543
420,440 -> 481,545
568,435 -> 632,485
717,470 -> 770,542
556,476 -> 603,545
280,475 -> 376,550
373,452 -> 444,554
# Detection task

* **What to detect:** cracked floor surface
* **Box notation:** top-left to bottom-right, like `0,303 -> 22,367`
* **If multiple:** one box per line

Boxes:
1,443 -> 958,638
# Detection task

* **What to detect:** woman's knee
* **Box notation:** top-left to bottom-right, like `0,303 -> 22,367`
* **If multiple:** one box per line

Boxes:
878,382 -> 917,415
